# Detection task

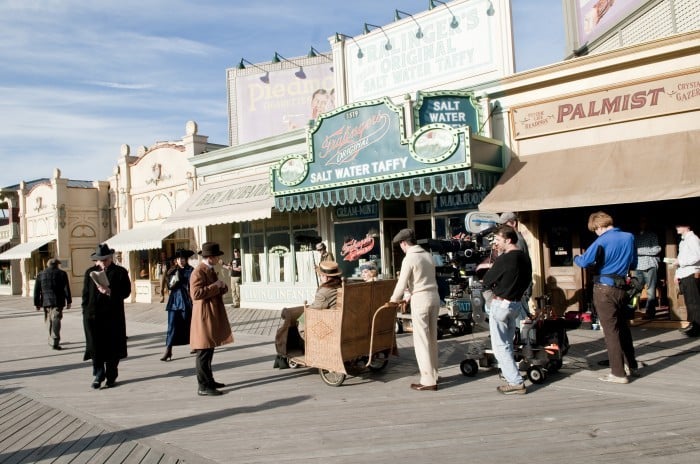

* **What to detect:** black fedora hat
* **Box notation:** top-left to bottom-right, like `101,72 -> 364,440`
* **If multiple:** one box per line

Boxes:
90,243 -> 115,260
198,242 -> 224,257
172,249 -> 195,259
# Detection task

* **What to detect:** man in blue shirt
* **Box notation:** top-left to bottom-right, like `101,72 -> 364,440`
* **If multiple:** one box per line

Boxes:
574,211 -> 638,384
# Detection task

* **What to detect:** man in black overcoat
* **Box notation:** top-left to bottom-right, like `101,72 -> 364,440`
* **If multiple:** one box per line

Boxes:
82,243 -> 131,389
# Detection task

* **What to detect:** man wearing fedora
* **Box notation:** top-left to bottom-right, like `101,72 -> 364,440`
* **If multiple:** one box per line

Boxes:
390,228 -> 440,391
34,258 -> 72,350
190,242 -> 233,396
82,243 -> 131,389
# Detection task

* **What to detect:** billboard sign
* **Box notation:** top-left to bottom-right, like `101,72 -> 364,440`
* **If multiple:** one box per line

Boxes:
574,0 -> 647,46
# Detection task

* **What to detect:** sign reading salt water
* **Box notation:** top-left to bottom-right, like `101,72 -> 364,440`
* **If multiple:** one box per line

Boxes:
415,91 -> 480,132
271,98 -> 471,195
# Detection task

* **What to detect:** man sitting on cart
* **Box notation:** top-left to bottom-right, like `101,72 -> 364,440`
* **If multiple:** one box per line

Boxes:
297,261 -> 343,340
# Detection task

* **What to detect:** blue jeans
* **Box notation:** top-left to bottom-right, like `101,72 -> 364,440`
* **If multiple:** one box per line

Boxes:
489,298 -> 523,386
633,267 -> 657,315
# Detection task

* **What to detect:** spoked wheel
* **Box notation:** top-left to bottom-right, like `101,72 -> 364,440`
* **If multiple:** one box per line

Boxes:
527,366 -> 546,384
368,350 -> 389,372
319,369 -> 346,387
395,320 -> 404,334
288,359 -> 300,369
460,359 -> 479,377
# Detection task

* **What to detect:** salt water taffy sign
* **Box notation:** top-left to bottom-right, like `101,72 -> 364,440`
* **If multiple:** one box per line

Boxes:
271,97 -> 472,195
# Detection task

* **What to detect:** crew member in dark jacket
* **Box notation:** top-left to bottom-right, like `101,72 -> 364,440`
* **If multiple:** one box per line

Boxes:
34,258 -> 72,350
82,243 -> 131,389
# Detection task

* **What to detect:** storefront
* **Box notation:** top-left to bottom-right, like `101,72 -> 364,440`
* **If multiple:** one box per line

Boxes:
0,170 -> 111,296
271,95 -> 505,281
107,122 -> 221,303
477,32 -> 700,322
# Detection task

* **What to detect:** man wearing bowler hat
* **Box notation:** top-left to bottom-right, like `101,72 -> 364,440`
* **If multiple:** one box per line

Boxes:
390,228 -> 440,391
82,243 -> 131,389
190,242 -> 233,396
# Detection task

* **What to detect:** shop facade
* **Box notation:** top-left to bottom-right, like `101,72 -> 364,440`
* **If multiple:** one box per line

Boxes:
106,122 -> 224,303
0,170 -> 110,297
477,32 -> 700,322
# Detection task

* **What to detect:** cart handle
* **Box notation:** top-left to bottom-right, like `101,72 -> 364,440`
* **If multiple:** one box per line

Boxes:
366,303 -> 397,367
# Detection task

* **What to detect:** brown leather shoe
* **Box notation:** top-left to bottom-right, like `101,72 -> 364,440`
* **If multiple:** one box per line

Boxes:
410,383 -> 438,391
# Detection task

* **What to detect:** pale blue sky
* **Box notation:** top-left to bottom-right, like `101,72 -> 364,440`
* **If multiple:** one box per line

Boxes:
0,0 -> 565,188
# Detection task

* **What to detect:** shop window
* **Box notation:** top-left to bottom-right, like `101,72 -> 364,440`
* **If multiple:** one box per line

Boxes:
414,200 -> 431,215
0,262 -> 11,285
28,243 -> 52,279
334,220 -> 381,278
435,214 -> 467,240
549,226 -> 573,267
383,200 -> 407,218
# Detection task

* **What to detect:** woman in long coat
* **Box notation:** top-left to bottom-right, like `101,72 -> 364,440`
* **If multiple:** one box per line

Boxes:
82,243 -> 131,389
190,242 -> 233,396
161,249 -> 195,361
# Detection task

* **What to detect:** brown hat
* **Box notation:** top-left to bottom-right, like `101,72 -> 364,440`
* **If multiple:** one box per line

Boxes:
392,228 -> 415,244
48,258 -> 61,266
172,249 -> 195,259
90,243 -> 115,260
198,242 -> 224,257
316,261 -> 342,277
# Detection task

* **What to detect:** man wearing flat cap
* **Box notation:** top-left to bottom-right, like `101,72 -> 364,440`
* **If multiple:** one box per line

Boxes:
82,243 -> 131,389
190,242 -> 233,396
34,258 -> 72,350
390,228 -> 440,391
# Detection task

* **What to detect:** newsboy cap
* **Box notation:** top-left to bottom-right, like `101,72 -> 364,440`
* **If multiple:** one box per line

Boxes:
498,212 -> 518,224
392,228 -> 415,244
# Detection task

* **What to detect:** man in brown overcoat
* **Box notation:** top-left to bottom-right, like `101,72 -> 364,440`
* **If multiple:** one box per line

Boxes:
190,242 -> 233,396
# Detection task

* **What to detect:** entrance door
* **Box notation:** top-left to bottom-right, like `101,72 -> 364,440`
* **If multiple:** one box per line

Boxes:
542,222 -> 586,315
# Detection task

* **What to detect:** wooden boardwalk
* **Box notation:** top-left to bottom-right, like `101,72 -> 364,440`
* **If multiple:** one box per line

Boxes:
2,294 -> 700,463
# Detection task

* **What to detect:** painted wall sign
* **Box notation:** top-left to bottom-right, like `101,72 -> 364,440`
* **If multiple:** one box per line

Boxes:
271,98 -> 472,196
435,190 -> 487,212
343,0 -> 514,102
334,202 -> 379,220
512,70 -> 700,139
574,0 -> 646,48
415,90 -> 481,131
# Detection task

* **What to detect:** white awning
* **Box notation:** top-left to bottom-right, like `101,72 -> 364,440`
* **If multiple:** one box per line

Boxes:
106,223 -> 177,252
0,238 -> 54,260
163,176 -> 274,229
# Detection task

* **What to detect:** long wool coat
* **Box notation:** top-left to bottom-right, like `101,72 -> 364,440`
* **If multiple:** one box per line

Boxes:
82,262 -> 131,361
189,262 -> 233,349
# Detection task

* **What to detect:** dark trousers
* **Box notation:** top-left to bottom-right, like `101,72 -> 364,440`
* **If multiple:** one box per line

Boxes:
92,359 -> 119,383
679,275 -> 700,325
195,348 -> 215,388
593,283 -> 637,378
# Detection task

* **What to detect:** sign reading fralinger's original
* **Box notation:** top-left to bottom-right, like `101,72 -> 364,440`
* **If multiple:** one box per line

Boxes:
512,70 -> 700,140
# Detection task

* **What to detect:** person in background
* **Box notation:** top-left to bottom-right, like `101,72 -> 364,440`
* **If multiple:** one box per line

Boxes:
315,242 -> 334,263
499,212 -> 532,320
482,226 -> 532,395
223,248 -> 242,308
634,217 -> 662,320
158,250 -> 170,303
190,242 -> 233,396
82,243 -> 131,389
360,262 -> 378,282
161,249 -> 195,361
390,228 -> 440,391
671,221 -> 700,337
34,258 -> 72,350
574,211 -> 638,384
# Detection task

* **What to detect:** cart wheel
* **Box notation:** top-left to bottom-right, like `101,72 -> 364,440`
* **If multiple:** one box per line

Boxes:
368,351 -> 389,372
460,359 -> 479,377
395,320 -> 404,334
527,366 -> 546,384
319,369 -> 346,387
437,328 -> 444,340
546,359 -> 563,373
288,359 -> 300,369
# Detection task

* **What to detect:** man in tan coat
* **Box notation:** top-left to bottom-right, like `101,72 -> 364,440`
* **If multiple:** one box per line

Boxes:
190,242 -> 233,396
